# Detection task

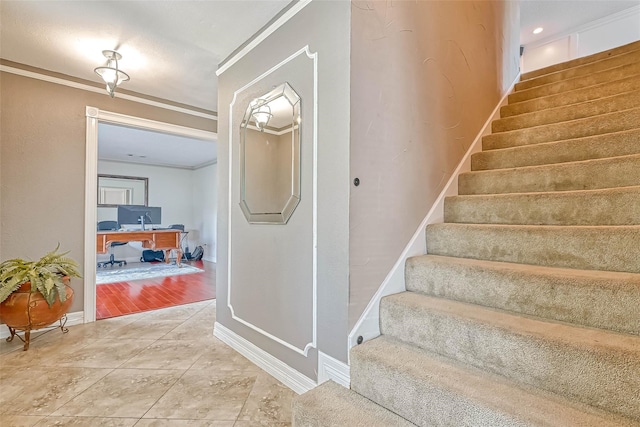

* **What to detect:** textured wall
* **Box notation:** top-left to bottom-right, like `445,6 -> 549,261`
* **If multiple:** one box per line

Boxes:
0,71 -> 216,313
348,0 -> 521,327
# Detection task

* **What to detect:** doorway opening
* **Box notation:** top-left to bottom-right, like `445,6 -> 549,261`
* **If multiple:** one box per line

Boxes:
85,107 -> 217,323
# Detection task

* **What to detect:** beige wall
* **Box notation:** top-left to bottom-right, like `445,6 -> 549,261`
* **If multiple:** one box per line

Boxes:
243,128 -> 293,214
217,0 -> 351,375
0,71 -> 216,313
348,0 -> 521,327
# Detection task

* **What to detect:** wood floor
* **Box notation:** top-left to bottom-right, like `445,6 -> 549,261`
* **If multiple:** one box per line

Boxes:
96,260 -> 215,320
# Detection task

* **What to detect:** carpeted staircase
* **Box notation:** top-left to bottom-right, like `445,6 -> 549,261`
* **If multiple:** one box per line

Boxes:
292,41 -> 640,426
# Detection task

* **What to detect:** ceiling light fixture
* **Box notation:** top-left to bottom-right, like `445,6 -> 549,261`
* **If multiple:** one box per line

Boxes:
533,27 -> 544,35
252,101 -> 273,132
94,50 -> 130,98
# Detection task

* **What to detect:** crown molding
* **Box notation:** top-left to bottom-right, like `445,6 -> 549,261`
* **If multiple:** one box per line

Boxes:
1,64 -> 218,121
216,0 -> 312,76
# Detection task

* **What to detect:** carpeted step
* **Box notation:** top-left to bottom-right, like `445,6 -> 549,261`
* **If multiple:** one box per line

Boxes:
483,107 -> 640,150
460,154 -> 640,195
521,40 -> 640,80
444,186 -> 640,226
351,336 -> 638,427
379,293 -> 640,420
492,88 -> 640,132
515,48 -> 640,91
291,380 -> 415,427
472,128 -> 640,171
405,255 -> 640,335
501,73 -> 640,118
509,61 -> 640,104
425,223 -> 640,273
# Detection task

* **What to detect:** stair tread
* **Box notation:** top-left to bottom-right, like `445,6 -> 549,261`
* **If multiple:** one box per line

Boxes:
444,185 -> 640,226
484,106 -> 640,149
425,223 -> 640,273
521,40 -> 640,80
493,87 -> 640,132
510,61 -> 640,104
461,152 -> 640,195
516,48 -> 640,91
405,255 -> 640,336
292,380 -> 416,427
384,292 -> 640,352
502,72 -> 640,117
353,335 -> 638,427
473,127 -> 640,170
410,253 -> 640,283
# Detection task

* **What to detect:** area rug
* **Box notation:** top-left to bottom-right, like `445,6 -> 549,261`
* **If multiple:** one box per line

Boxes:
96,264 -> 204,284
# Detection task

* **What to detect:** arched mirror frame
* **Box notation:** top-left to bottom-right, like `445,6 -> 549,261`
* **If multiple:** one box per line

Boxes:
239,82 -> 302,224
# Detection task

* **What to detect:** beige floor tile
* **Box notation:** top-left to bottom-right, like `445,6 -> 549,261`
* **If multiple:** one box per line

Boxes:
236,373 -> 295,425
0,367 -> 112,416
0,333 -> 95,368
189,339 -> 260,373
134,420 -> 234,426
55,339 -> 156,368
34,416 -> 138,426
233,421 -> 288,427
158,317 -> 215,341
120,340 -> 206,370
0,414 -> 45,426
52,369 -> 183,418
138,302 -> 209,322
232,422 -> 290,427
143,371 -> 257,420
103,319 -> 184,340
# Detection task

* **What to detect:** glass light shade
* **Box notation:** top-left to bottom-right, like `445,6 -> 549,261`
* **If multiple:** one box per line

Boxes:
252,104 -> 273,131
94,50 -> 130,98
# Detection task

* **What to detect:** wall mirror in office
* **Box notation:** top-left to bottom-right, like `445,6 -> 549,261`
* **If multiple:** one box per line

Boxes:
97,174 -> 148,207
240,82 -> 302,224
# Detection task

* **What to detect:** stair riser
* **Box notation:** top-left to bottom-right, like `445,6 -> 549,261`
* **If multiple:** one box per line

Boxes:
351,350 -> 530,427
483,107 -> 640,150
521,41 -> 640,80
444,187 -> 640,226
425,223 -> 640,273
405,256 -> 640,335
460,155 -> 640,195
472,129 -> 640,171
501,74 -> 640,117
380,298 -> 640,420
493,89 -> 640,133
509,62 -> 640,104
292,381 -> 415,427
516,50 -> 640,91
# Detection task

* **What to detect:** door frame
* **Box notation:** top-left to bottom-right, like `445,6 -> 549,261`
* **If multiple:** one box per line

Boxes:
84,106 -> 217,323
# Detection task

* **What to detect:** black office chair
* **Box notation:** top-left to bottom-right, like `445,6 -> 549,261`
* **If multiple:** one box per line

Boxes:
97,220 -> 128,268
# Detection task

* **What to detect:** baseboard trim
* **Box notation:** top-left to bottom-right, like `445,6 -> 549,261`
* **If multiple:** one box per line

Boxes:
347,72 -> 522,358
318,351 -> 350,388
213,321 -> 316,394
0,310 -> 85,339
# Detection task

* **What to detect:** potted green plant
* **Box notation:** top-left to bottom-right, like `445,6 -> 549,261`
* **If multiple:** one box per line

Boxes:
0,245 -> 81,350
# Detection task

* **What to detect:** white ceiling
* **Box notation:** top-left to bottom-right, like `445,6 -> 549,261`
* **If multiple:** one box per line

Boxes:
98,123 -> 217,169
520,0 -> 639,46
0,0 -> 291,112
3,0 -> 638,168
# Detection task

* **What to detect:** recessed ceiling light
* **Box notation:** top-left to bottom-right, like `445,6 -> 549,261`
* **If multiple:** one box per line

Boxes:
533,27 -> 544,35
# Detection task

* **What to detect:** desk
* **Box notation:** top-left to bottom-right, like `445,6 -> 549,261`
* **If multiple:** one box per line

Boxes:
97,230 -> 182,266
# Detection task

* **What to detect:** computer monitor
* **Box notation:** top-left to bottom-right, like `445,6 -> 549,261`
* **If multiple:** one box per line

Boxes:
117,205 -> 162,229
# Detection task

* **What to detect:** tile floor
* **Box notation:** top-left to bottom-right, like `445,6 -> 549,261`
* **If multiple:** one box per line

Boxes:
0,300 -> 295,426
96,260 -> 216,319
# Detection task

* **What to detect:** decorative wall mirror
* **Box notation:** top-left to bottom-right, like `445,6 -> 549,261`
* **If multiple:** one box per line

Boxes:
240,82 -> 301,224
97,174 -> 148,207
